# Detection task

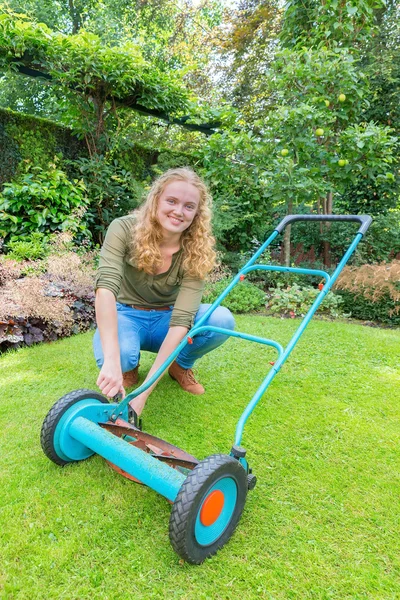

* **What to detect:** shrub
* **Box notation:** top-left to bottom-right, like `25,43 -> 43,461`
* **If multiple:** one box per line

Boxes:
74,156 -> 144,244
222,242 -> 330,289
334,260 -> 400,325
269,207 -> 400,266
203,279 -> 266,313
45,251 -> 95,297
0,276 -> 73,328
198,130 -> 273,251
351,211 -> 400,264
254,258 -> 329,289
0,255 -> 24,286
307,212 -> 400,266
6,232 -> 48,261
265,283 -> 345,318
0,161 -> 90,242
0,242 -> 97,351
335,291 -> 400,325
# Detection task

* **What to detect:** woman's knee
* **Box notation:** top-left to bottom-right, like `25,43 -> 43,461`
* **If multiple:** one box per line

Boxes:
207,306 -> 235,331
119,339 -> 140,373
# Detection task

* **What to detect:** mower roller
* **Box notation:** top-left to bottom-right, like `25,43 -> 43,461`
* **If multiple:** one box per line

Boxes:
41,214 -> 372,564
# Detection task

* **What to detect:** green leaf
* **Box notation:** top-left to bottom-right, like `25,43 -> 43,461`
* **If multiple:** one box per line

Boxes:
346,5 -> 358,16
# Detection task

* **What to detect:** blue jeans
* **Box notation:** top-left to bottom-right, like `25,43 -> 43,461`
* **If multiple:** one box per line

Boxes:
93,303 -> 235,373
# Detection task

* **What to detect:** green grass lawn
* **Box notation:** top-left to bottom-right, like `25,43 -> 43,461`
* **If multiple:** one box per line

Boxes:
1,316 -> 399,600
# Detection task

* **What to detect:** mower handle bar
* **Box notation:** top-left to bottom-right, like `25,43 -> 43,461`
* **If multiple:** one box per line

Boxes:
275,214 -> 372,237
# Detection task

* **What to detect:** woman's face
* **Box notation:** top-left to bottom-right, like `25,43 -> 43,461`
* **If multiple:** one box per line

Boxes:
156,180 -> 200,238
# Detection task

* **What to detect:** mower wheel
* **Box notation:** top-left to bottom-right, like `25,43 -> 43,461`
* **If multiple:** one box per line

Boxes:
41,389 -> 108,466
169,454 -> 247,564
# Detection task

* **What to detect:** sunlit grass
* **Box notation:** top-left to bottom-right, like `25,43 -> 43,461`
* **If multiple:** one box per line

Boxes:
0,316 -> 399,599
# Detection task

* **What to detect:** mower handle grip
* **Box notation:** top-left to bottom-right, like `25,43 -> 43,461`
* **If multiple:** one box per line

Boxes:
274,214 -> 372,236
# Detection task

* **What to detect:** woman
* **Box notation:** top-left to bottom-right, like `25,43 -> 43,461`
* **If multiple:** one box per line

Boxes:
93,167 -> 235,425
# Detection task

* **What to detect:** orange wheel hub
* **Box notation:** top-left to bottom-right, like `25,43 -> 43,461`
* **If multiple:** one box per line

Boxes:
200,489 -> 225,526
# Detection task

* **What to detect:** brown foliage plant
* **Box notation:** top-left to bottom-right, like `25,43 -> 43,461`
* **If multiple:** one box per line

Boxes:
335,261 -> 400,317
0,238 -> 97,349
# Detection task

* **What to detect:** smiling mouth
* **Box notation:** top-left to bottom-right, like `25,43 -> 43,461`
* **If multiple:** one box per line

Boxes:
168,215 -> 183,224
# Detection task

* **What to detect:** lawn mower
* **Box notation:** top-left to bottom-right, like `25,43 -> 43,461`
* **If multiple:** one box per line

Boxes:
40,214 -> 372,564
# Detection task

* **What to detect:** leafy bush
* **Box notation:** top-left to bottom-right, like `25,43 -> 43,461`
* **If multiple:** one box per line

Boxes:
335,291 -> 400,326
73,156 -> 144,244
203,279 -> 266,313
221,244 -> 274,277
198,130 -> 273,251
0,162 -> 90,242
351,211 -> 400,264
0,276 -> 74,327
266,283 -> 345,318
335,260 -> 400,325
0,107 -> 88,188
303,212 -> 400,266
6,232 -> 47,261
222,243 -> 330,290
207,252 -> 233,284
268,207 -> 400,267
45,251 -> 95,298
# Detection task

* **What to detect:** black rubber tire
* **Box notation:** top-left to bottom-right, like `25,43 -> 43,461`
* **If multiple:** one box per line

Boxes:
247,473 -> 257,490
169,454 -> 247,564
40,389 -> 108,466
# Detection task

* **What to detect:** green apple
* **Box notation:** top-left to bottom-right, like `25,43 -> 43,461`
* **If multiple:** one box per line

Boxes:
315,128 -> 324,136
281,148 -> 289,156
338,93 -> 346,102
338,159 -> 346,167
324,100 -> 330,107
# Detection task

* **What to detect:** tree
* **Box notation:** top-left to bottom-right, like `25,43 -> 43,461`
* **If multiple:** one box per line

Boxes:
1,0 -> 226,112
0,7 -> 190,155
0,6 -> 196,241
210,0 -> 282,113
247,46 -> 398,265
361,1 -> 400,135
280,0 -> 385,50
197,126 -> 275,252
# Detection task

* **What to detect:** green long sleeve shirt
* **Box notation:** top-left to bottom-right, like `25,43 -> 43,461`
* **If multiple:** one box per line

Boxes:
94,215 -> 205,329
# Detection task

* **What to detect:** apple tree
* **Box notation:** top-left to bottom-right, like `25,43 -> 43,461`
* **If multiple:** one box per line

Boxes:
255,46 -> 398,265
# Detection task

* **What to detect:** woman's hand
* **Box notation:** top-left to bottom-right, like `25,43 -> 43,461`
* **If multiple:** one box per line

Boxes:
96,359 -> 126,399
128,389 -> 149,417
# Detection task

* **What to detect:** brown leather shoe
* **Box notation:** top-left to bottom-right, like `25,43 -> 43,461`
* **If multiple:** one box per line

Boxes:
122,365 -> 139,388
168,361 -> 205,395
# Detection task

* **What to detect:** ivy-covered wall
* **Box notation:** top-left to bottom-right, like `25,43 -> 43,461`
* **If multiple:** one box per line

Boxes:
0,107 -> 195,187
0,108 -> 88,185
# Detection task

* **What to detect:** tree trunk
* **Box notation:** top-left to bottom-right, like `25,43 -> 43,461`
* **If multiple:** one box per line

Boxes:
85,94 -> 107,156
322,191 -> 333,267
283,199 -> 293,267
317,196 -> 323,236
327,190 -> 333,214
69,0 -> 81,34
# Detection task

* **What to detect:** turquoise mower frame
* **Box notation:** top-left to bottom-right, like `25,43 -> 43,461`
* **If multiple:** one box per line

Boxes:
41,214 -> 372,564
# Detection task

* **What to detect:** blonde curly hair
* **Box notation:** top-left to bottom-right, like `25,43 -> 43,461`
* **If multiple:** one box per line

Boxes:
130,167 -> 216,279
